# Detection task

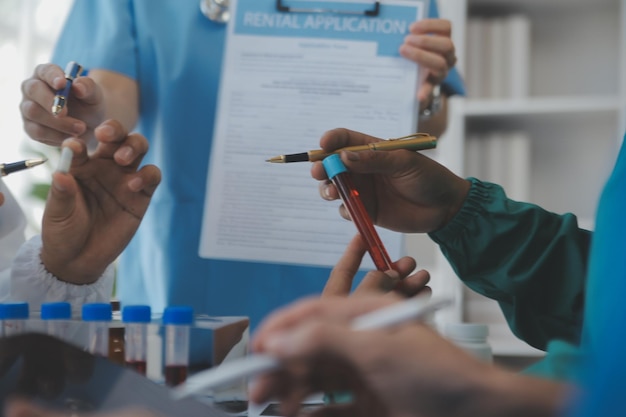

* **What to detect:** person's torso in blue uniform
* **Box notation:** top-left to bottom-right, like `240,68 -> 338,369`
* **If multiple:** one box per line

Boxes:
53,0 -> 465,330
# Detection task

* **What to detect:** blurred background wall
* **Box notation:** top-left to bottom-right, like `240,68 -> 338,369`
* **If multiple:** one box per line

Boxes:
0,0 -> 72,234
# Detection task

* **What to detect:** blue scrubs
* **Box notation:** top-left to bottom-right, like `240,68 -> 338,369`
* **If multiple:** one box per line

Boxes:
53,0 -> 465,329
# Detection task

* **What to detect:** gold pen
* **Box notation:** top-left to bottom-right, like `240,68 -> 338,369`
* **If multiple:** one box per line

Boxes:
266,133 -> 437,163
0,158 -> 47,176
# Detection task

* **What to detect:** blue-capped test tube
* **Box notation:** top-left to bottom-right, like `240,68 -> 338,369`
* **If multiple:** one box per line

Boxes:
323,154 -> 394,272
41,302 -> 72,341
163,306 -> 194,386
82,303 -> 112,357
122,305 -> 151,376
0,302 -> 29,336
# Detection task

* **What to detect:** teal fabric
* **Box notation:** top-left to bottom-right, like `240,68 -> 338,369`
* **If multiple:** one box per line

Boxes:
522,340 -> 583,382
430,179 -> 590,352
565,136 -> 626,416
52,0 -> 465,335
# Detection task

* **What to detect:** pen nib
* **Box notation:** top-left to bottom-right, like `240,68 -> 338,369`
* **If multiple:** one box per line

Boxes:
266,156 -> 285,163
25,158 -> 48,168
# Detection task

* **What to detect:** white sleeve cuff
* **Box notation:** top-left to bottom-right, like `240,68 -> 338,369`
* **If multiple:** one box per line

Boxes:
8,235 -> 115,316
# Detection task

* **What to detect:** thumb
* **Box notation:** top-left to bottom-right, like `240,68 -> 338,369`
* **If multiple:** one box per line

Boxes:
45,172 -> 79,221
71,76 -> 103,106
341,147 -> 418,176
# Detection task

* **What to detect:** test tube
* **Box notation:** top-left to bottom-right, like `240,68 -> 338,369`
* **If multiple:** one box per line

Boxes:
163,306 -> 194,387
322,154 -> 394,271
122,305 -> 152,376
0,302 -> 29,336
41,302 -> 72,341
82,303 -> 112,357
109,300 -> 125,365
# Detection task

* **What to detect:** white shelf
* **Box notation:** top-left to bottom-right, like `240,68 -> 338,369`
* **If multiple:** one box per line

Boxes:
462,295 -> 547,357
468,0 -> 616,13
465,96 -> 622,118
435,0 -> 626,357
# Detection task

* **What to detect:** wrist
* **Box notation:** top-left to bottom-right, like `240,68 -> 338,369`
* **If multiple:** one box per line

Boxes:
428,178 -> 486,243
424,360 -> 502,417
442,178 -> 472,228
39,250 -> 103,285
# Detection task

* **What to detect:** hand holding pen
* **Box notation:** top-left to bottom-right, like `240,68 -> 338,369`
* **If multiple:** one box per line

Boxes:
311,128 -> 471,235
248,295 -> 492,417
20,62 -> 103,146
266,132 -> 436,163
171,295 -> 451,400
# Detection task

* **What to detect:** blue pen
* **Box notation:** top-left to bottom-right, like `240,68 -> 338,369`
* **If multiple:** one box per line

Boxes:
51,61 -> 84,115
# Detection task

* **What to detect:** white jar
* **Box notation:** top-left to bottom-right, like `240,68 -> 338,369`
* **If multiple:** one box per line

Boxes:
443,322 -> 493,363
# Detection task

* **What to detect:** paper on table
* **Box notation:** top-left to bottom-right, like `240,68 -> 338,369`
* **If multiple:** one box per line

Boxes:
199,0 -> 427,269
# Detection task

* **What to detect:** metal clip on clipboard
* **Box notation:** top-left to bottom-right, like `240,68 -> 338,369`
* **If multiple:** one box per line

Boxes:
201,0 -> 381,24
276,0 -> 380,16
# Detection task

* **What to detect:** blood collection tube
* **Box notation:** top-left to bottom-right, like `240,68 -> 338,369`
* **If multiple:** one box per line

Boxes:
109,300 -> 125,365
82,303 -> 112,357
122,305 -> 152,376
322,154 -> 395,271
41,302 -> 72,341
162,306 -> 194,387
0,302 -> 29,336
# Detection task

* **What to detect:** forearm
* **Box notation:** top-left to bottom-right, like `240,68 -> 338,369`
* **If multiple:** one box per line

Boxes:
89,69 -> 139,131
429,179 -> 591,349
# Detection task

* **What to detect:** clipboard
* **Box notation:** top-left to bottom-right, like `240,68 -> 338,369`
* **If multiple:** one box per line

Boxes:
199,0 -> 428,269
202,0 -> 380,23
276,0 -> 380,16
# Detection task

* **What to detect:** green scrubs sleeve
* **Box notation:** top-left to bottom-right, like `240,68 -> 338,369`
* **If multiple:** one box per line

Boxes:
429,178 -> 591,351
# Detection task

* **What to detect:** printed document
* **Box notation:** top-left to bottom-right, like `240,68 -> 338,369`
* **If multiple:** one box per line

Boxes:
200,0 -> 427,269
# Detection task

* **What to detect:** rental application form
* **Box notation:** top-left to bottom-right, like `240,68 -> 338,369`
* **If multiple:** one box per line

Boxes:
200,0 -> 428,269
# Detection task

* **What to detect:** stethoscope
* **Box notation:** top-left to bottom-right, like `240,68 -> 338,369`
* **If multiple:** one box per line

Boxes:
200,0 -> 230,23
